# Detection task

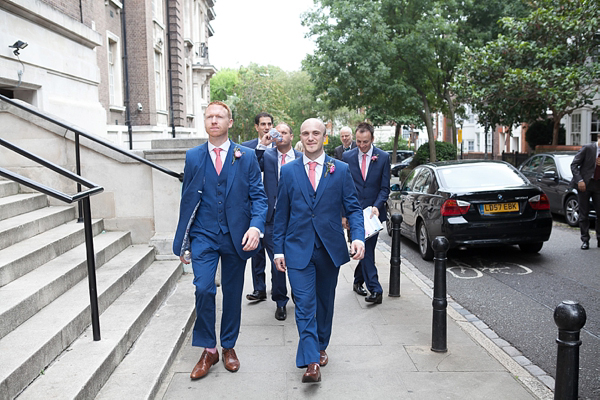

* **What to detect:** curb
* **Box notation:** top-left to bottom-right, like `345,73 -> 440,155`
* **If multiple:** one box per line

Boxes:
376,241 -> 555,400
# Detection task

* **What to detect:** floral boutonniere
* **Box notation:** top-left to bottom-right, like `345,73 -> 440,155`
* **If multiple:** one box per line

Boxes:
325,160 -> 335,177
371,155 -> 378,162
232,146 -> 244,165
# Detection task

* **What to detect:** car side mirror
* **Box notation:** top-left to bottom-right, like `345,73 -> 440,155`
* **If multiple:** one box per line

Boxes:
391,183 -> 401,192
542,170 -> 557,180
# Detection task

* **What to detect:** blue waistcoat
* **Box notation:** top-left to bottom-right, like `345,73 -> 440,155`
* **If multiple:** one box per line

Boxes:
194,152 -> 230,234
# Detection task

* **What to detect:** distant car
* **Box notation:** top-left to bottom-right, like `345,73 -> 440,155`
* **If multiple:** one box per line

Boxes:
386,150 -> 414,163
390,156 -> 413,177
519,152 -> 596,227
386,160 -> 553,260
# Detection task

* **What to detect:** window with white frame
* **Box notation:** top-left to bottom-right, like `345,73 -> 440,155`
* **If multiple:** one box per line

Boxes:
467,140 -> 474,152
154,51 -> 166,111
107,34 -> 123,106
152,0 -> 162,23
571,113 -> 581,146
592,113 -> 599,142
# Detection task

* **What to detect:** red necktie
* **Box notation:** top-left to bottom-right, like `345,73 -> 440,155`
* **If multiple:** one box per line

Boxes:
308,162 -> 317,190
361,153 -> 367,180
214,148 -> 222,175
281,154 -> 286,165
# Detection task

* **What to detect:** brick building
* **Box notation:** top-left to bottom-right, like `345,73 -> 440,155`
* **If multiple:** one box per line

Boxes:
0,0 -> 217,149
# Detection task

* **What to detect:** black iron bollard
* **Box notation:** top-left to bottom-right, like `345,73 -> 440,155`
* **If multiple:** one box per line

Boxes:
554,300 -> 586,400
389,214 -> 403,297
431,236 -> 449,353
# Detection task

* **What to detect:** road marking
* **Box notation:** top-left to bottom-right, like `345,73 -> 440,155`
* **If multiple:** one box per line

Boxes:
447,258 -> 532,279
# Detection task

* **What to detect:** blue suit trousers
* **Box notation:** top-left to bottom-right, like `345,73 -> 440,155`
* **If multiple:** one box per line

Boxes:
264,221 -> 289,307
353,232 -> 383,294
190,229 -> 246,349
287,244 -> 339,368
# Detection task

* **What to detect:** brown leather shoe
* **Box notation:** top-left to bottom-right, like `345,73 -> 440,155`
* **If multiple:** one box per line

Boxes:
222,348 -> 240,372
190,349 -> 219,380
319,350 -> 328,367
302,363 -> 321,383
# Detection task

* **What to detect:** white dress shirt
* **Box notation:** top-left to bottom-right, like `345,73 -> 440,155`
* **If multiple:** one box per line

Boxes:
277,148 -> 297,179
207,140 -> 231,169
303,152 -> 326,190
358,145 -> 374,178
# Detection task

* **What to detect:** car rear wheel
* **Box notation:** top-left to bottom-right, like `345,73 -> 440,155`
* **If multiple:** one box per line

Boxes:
519,242 -> 544,253
564,195 -> 580,227
417,221 -> 434,261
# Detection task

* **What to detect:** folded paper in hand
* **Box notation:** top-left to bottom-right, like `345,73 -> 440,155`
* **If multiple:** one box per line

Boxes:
363,206 -> 383,240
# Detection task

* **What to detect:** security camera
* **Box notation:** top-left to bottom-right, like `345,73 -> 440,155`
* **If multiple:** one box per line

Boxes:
137,103 -> 143,111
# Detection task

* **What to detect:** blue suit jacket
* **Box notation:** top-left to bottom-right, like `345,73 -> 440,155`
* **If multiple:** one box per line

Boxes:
273,155 -> 364,269
259,147 -> 303,223
343,146 -> 391,222
172,140 -> 268,259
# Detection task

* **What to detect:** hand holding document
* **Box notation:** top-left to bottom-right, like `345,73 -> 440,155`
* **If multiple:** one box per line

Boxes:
363,206 -> 383,239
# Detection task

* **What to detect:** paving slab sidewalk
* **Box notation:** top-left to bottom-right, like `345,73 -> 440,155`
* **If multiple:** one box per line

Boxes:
156,243 -> 554,400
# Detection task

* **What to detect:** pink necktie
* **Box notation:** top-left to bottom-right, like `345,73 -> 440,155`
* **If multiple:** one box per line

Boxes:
281,154 -> 286,165
308,162 -> 317,190
361,153 -> 367,180
214,148 -> 222,175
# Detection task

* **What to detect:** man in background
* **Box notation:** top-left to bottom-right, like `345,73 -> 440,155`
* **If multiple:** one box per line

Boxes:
334,126 -> 357,160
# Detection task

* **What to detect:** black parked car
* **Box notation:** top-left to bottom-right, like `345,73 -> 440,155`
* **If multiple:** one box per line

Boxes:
519,152 -> 596,227
390,156 -> 413,177
386,160 -> 553,260
386,150 -> 414,163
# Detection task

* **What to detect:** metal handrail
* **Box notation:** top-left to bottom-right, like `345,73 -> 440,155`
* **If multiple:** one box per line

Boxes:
0,138 -> 104,341
0,94 -> 184,181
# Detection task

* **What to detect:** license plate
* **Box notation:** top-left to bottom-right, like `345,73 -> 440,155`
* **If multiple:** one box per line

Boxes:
481,202 -> 519,214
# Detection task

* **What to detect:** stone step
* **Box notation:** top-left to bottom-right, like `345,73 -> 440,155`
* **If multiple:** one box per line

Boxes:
17,260 -> 183,400
0,193 -> 47,222
0,231 -> 131,340
0,181 -> 19,198
0,245 -> 155,400
0,218 -> 103,287
0,205 -> 76,251
96,272 -> 194,400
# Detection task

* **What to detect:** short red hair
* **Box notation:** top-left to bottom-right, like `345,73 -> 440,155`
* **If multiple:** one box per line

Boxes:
206,101 -> 232,120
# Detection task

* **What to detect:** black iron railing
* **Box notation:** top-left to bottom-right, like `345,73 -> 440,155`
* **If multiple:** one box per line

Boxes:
0,94 -> 184,341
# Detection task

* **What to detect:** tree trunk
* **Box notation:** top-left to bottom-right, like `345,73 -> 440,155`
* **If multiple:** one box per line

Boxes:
392,122 -> 401,164
420,93 -> 436,162
445,90 -> 458,158
552,112 -> 563,146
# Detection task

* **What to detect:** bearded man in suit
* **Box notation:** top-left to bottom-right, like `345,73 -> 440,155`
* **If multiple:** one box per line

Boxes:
173,101 -> 267,380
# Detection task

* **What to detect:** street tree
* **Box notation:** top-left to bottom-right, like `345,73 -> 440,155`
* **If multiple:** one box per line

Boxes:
454,0 -> 600,145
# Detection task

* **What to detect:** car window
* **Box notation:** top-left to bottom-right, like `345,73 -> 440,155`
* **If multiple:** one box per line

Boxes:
522,155 -> 544,173
555,155 -> 574,180
437,163 -> 528,189
541,156 -> 557,173
412,169 -> 433,193
401,168 -> 420,191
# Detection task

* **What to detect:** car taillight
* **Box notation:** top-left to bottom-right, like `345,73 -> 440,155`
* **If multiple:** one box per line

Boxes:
441,199 -> 471,216
528,193 -> 550,210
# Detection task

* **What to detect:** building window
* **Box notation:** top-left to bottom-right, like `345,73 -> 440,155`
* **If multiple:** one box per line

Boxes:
592,113 -> 599,142
152,0 -> 162,23
154,51 -> 166,111
571,113 -> 581,146
107,36 -> 123,106
467,140 -> 474,152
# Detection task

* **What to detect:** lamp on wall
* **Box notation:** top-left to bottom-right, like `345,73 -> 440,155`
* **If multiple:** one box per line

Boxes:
9,40 -> 28,56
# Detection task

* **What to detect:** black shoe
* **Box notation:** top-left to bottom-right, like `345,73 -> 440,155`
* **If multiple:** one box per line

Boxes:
246,290 -> 267,301
275,306 -> 287,321
353,283 -> 367,296
581,241 -> 589,250
365,292 -> 383,304
597,239 -> 600,248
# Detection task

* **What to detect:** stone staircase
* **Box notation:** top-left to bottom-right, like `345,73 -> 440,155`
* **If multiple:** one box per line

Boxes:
0,180 -> 195,400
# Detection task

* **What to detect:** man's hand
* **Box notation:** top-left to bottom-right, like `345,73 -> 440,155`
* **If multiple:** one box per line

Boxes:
274,257 -> 287,272
180,255 -> 190,265
260,132 -> 276,147
342,217 -> 349,230
351,240 -> 365,260
578,181 -> 586,192
241,228 -> 261,251
370,207 -> 380,219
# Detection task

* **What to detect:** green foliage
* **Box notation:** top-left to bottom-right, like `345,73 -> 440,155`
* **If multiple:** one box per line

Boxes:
376,136 -> 410,152
453,0 -> 600,145
209,69 -> 238,102
525,119 -> 566,149
324,135 -> 342,157
415,141 -> 458,164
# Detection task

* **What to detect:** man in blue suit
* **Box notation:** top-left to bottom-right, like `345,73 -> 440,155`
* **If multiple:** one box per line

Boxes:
243,112 -> 273,302
343,122 -> 390,304
257,122 -> 303,321
274,118 -> 365,383
173,101 -> 267,380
